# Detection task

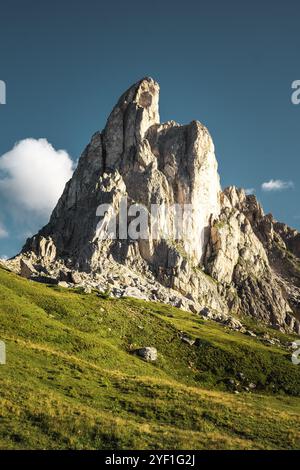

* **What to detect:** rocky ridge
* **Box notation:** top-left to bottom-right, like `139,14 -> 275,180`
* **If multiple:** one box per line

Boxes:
7,77 -> 300,334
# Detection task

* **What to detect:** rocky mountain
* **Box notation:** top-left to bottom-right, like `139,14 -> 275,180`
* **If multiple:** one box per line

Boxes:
9,77 -> 300,334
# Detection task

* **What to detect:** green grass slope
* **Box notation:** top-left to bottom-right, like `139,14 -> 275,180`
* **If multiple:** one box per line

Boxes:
0,265 -> 299,450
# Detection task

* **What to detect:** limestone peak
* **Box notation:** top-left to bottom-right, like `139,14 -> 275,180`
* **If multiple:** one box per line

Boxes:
8,79 -> 300,335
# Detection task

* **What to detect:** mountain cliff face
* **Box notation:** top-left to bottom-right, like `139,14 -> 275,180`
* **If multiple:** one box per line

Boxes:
12,77 -> 300,334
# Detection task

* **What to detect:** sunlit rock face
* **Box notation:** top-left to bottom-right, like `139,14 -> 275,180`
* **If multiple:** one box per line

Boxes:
22,77 -> 221,269
100,77 -> 221,264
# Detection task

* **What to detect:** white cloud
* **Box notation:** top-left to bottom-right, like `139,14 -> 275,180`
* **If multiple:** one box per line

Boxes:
0,223 -> 8,238
0,138 -> 74,217
261,179 -> 294,192
245,188 -> 255,195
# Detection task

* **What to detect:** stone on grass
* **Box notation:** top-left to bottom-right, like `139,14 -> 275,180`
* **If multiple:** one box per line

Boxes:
136,347 -> 157,362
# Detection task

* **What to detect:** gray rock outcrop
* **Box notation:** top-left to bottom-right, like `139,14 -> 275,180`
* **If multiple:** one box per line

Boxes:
8,77 -> 300,334
136,347 -> 158,362
204,187 -> 300,333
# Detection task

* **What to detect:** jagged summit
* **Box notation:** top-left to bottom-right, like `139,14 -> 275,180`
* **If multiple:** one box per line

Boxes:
8,79 -> 300,334
103,77 -> 160,170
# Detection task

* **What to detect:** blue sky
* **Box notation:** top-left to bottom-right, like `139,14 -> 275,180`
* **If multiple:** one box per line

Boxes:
1,0 -> 300,258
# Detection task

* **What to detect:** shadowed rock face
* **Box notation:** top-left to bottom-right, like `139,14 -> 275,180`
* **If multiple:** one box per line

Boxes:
15,78 -> 300,334
204,187 -> 300,333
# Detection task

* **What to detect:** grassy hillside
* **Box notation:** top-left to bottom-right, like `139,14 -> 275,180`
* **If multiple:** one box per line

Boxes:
0,265 -> 299,450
